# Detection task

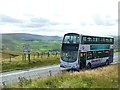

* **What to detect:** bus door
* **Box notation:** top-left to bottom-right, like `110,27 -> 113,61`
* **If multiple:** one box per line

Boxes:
109,49 -> 114,63
80,52 -> 86,69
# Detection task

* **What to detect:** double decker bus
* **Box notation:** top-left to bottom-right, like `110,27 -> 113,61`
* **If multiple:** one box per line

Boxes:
60,33 -> 114,70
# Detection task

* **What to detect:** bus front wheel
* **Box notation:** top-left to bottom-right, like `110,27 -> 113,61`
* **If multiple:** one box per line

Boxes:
86,63 -> 91,69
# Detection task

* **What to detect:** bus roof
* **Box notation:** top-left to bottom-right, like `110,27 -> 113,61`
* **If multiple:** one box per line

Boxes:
64,33 -> 79,35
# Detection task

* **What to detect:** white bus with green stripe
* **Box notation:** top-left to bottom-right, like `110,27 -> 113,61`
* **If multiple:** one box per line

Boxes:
60,33 -> 114,70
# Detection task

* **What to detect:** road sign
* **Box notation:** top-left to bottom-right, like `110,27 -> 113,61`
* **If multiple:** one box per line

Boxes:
23,44 -> 30,54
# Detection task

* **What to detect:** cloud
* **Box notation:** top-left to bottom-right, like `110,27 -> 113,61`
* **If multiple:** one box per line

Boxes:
0,14 -> 61,28
80,22 -> 87,26
17,17 -> 71,28
0,14 -> 22,24
0,14 -> 51,28
30,17 -> 49,23
0,14 -> 72,35
93,14 -> 117,26
26,17 -> 53,28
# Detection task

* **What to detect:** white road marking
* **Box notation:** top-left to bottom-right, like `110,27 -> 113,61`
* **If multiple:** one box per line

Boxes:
0,65 -> 60,77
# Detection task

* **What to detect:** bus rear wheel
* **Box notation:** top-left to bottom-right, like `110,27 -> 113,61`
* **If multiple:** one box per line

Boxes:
105,60 -> 109,65
86,63 -> 91,69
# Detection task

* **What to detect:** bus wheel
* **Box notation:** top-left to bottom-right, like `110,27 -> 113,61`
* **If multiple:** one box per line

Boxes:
86,63 -> 91,69
105,60 -> 109,65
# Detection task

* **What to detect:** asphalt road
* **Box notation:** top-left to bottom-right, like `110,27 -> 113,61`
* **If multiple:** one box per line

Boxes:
0,52 -> 119,86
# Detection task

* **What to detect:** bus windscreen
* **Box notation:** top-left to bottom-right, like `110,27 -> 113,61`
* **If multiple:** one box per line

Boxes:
63,34 -> 80,44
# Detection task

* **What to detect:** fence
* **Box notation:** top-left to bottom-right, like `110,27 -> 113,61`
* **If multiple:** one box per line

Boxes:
2,51 -> 60,62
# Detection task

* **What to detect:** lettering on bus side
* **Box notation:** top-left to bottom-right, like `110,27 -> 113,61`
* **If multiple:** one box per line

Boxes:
80,45 -> 90,52
91,59 -> 100,62
90,45 -> 110,50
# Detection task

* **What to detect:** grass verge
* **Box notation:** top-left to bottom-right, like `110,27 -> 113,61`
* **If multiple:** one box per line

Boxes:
5,64 -> 118,88
1,56 -> 59,72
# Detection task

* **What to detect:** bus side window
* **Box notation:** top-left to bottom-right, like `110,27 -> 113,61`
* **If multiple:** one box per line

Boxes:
102,51 -> 105,57
96,51 -> 99,58
97,37 -> 100,44
87,36 -> 92,44
105,38 -> 110,44
87,51 -> 93,60
83,36 -> 87,44
97,51 -> 103,58
112,38 -> 114,44
100,37 -> 103,43
93,51 -> 97,59
103,38 -> 105,44
93,37 -> 96,44
110,38 -> 113,44
104,50 -> 109,57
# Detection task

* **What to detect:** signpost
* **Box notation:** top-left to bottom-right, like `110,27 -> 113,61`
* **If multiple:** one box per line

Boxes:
22,44 -> 30,62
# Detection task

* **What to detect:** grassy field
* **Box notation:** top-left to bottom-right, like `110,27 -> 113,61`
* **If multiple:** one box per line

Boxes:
2,37 -> 61,52
5,64 -> 118,88
1,50 -> 60,72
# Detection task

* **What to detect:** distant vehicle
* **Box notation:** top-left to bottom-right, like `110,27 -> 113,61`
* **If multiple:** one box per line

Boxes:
60,33 -> 114,70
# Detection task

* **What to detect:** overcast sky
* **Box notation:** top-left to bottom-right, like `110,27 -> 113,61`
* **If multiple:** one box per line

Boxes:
0,0 -> 119,36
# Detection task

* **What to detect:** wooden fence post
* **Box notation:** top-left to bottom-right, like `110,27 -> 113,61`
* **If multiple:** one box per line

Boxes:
24,54 -> 26,61
22,54 -> 24,61
34,53 -> 35,60
9,54 -> 11,62
47,52 -> 50,58
36,52 -> 39,59
41,52 -> 43,58
28,53 -> 30,62
49,70 -> 52,76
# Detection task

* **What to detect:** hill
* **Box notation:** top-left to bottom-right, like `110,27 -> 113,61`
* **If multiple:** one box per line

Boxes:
2,33 -> 62,41
1,33 -> 62,52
